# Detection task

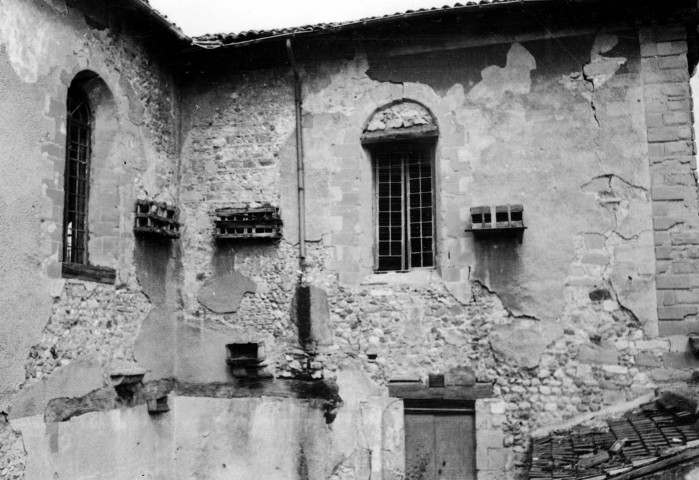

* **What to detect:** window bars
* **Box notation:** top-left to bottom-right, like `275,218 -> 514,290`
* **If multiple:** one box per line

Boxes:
374,145 -> 434,272
63,88 -> 91,264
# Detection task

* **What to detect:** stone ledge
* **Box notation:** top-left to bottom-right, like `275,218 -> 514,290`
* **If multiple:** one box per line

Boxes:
61,262 -> 116,284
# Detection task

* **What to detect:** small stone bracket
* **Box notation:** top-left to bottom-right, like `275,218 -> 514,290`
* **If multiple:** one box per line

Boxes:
110,367 -> 146,400
147,396 -> 170,414
109,367 -> 146,387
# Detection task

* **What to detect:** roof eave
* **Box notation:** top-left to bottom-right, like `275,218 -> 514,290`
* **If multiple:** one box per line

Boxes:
126,0 -> 191,43
189,0 -> 598,51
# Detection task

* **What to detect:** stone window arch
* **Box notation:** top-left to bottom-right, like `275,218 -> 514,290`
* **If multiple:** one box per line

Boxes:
63,81 -> 92,264
62,71 -> 117,283
361,101 -> 439,272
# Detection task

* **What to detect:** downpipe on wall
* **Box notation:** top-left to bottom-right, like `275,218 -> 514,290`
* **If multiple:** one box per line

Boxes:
286,39 -> 307,272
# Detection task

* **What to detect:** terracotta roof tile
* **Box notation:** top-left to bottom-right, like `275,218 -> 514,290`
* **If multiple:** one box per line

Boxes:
192,0 -> 526,48
528,394 -> 699,479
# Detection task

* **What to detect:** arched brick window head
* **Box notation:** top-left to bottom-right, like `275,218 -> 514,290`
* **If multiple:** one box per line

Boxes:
362,101 -> 438,272
63,86 -> 91,265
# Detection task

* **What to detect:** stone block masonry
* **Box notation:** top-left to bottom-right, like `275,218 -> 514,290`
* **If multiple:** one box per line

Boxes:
640,24 -> 699,333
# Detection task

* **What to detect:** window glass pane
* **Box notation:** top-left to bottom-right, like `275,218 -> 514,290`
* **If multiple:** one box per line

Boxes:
378,256 -> 402,272
63,88 -> 90,265
374,144 -> 433,272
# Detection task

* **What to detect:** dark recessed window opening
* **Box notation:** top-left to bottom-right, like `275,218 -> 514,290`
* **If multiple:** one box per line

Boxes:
373,143 -> 435,272
63,87 -> 91,265
495,208 -> 509,223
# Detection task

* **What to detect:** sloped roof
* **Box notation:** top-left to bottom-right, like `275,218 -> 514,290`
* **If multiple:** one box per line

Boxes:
127,0 -> 190,42
529,392 -> 699,480
191,0 -> 534,49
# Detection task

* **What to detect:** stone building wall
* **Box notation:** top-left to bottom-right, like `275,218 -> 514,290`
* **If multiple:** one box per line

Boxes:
641,24 -> 699,335
175,22 -> 697,479
0,0 -> 180,476
1,2 -> 699,479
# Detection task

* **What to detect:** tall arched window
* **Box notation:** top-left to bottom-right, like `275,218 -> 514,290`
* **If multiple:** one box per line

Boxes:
362,101 -> 439,272
63,86 -> 91,265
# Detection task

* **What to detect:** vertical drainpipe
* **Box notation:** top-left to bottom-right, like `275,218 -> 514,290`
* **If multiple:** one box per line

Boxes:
286,38 -> 307,268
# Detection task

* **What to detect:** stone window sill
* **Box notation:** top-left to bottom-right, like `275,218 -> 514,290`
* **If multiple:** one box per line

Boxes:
361,268 -> 439,286
62,263 -> 116,284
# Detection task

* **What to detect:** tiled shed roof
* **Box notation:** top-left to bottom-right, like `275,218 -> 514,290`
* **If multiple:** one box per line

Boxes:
192,0 -> 538,49
529,392 -> 699,480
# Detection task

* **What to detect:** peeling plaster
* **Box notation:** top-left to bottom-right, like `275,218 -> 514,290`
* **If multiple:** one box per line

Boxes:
583,34 -> 627,90
489,319 -> 565,369
197,271 -> 257,314
467,42 -> 536,105
581,174 -> 649,239
582,33 -> 627,128
0,0 -> 81,83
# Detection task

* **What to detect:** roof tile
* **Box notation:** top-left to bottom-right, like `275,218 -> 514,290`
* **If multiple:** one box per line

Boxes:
528,394 -> 699,479
192,0 -> 523,48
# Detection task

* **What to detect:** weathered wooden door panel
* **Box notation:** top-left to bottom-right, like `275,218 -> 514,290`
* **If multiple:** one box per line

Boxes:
405,413 -> 475,480
435,415 -> 475,480
405,414 -> 437,480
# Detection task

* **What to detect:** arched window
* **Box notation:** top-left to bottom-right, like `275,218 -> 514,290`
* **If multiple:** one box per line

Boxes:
362,101 -> 439,272
63,86 -> 91,265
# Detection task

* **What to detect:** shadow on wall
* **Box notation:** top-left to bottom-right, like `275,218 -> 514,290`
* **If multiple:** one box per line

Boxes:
471,234 -> 524,311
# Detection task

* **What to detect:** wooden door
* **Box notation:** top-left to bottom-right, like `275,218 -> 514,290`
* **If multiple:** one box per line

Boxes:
405,412 -> 476,480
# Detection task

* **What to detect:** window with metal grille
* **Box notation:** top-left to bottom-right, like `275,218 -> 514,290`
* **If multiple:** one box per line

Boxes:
63,87 -> 91,265
373,143 -> 435,272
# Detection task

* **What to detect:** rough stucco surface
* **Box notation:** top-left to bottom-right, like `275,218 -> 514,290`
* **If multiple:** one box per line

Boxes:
9,386 -> 400,480
12,406 -> 175,480
0,0 -> 179,411
0,38 -> 54,414
0,10 -> 179,480
177,29 -> 669,453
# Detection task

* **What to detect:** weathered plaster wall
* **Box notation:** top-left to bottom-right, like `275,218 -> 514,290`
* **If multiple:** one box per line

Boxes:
2,4 -> 698,480
174,24 -> 698,478
0,0 -> 179,474
9,371 -> 402,480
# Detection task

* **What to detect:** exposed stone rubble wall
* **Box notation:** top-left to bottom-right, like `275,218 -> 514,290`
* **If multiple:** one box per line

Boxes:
0,415 -> 25,480
23,282 -> 150,383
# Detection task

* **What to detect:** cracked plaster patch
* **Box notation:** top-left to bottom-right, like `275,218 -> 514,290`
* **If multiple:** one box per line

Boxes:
577,173 -> 656,330
9,357 -> 104,421
197,270 -> 257,314
467,42 -> 536,105
583,34 -> 627,89
581,174 -> 649,239
303,55 -> 381,116
489,319 -> 564,369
